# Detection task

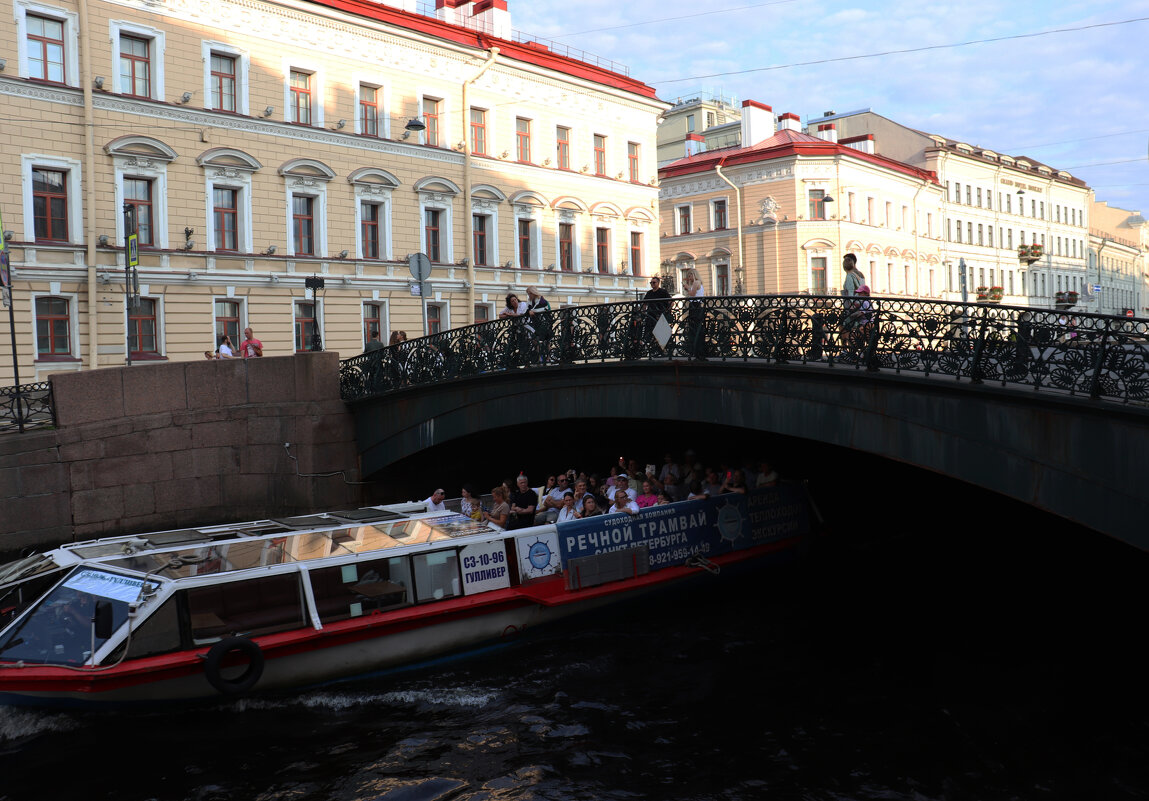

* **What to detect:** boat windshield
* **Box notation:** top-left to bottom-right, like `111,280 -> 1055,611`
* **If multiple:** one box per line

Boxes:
0,568 -> 147,666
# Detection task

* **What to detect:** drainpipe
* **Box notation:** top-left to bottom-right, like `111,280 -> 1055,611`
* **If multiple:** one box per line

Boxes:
714,157 -> 742,293
79,0 -> 98,369
462,45 -> 499,325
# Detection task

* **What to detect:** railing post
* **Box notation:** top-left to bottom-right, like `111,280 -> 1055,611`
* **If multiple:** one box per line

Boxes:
968,304 -> 989,384
1088,317 -> 1112,400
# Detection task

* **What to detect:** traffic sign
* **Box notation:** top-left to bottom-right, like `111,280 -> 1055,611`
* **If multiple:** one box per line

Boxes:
408,252 -> 431,282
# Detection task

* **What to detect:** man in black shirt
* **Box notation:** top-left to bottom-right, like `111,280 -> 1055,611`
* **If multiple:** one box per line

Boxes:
508,474 -> 539,530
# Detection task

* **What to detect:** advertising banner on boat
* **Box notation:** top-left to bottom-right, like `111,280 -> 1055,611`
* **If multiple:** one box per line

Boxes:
459,541 -> 512,595
555,484 -> 808,570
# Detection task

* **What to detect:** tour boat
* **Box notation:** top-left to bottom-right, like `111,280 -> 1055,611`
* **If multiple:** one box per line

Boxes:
0,484 -> 811,707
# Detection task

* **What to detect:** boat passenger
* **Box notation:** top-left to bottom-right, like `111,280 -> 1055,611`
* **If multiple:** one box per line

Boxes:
482,485 -> 510,528
581,495 -> 603,517
609,489 -> 640,516
460,485 -> 481,520
423,488 -> 447,511
508,475 -> 538,530
635,480 -> 658,509
556,491 -> 578,523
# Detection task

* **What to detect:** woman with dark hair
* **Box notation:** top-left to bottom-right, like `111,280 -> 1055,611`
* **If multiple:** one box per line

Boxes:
841,253 -> 866,297
460,485 -> 481,520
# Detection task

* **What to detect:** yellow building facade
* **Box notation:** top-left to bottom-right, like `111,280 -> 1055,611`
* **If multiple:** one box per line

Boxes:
658,103 -> 944,297
0,0 -> 664,383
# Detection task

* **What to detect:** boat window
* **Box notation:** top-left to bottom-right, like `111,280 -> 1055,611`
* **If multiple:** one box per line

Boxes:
0,569 -> 67,629
0,568 -> 144,666
186,573 -> 305,644
308,557 -> 411,624
412,549 -> 461,603
123,595 -> 183,660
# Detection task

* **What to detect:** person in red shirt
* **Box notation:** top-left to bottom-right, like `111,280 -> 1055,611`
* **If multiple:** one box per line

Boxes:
240,327 -> 263,358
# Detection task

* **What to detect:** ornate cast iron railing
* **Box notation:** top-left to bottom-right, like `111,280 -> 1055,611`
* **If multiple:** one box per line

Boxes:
339,296 -> 1149,406
0,382 -> 56,433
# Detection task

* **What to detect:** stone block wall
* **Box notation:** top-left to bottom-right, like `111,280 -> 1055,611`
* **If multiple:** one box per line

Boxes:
0,353 -> 363,553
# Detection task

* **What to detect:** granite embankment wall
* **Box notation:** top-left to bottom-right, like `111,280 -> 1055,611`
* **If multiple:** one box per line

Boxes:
0,354 -> 363,553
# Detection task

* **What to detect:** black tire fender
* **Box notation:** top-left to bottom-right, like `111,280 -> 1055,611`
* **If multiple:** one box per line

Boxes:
204,637 -> 264,695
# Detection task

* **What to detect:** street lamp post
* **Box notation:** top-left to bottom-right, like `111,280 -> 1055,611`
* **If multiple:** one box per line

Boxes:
305,276 -> 325,351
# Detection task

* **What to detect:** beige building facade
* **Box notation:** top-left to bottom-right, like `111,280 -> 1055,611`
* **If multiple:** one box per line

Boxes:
0,0 -> 665,384
1088,201 -> 1148,317
658,101 -> 944,298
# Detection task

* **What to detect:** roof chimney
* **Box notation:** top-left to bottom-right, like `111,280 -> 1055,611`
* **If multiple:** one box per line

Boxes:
740,100 -> 775,147
840,134 -> 874,154
684,133 -> 705,158
816,123 -> 838,144
777,112 -> 801,133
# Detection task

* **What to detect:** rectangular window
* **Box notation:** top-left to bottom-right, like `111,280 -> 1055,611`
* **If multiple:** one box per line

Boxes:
515,117 -> 531,163
35,297 -> 71,356
965,186 -> 971,205
811,258 -> 827,293
678,205 -> 692,234
716,264 -> 729,296
425,209 -> 441,262
988,226 -> 994,248
290,70 -> 312,125
953,182 -> 960,203
986,192 -> 992,210
292,195 -> 315,255
593,135 -> 606,176
363,302 -> 383,346
627,142 -> 640,182
214,300 -> 241,344
32,168 -> 68,242
630,231 -> 642,276
129,298 -> 159,356
558,223 -> 574,272
423,97 -> 440,146
556,126 -> 570,170
714,199 -> 728,230
1008,229 -> 1013,249
686,114 -> 695,132
474,304 -> 491,324
361,202 -> 380,259
27,15 -> 65,83
967,222 -> 973,243
809,190 -> 827,220
977,187 -> 982,207
119,35 -> 151,97
359,84 -> 379,136
518,219 -> 532,268
470,107 -> 487,155
1007,194 -> 1012,214
473,214 -> 488,266
595,228 -> 610,273
210,53 -> 236,112
977,224 -> 983,246
426,303 -> 442,336
295,300 -> 317,352
955,220 -> 962,243
124,178 -> 153,246
213,188 -> 238,251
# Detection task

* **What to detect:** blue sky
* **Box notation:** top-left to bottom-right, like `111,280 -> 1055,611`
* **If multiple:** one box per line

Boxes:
514,0 -> 1149,217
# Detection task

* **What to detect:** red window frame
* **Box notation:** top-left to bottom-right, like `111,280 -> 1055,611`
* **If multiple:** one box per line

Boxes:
809,190 -> 827,220
32,168 -> 68,243
213,188 -> 238,251
470,108 -> 487,155
214,299 -> 241,344
559,223 -> 574,272
294,300 -> 317,352
35,297 -> 71,357
292,195 -> 314,256
129,298 -> 159,356
678,206 -> 691,235
556,126 -> 570,170
27,15 -> 65,83
359,84 -> 378,136
516,118 -> 531,163
363,302 -> 382,346
593,135 -> 606,176
714,200 -> 727,230
210,53 -> 236,111
120,35 -> 151,98
518,219 -> 532,268
472,214 -> 487,266
426,303 -> 442,335
595,228 -> 610,273
811,257 -> 827,293
423,98 -> 440,146
716,265 -> 730,296
425,209 -> 441,262
627,142 -> 640,182
630,232 -> 642,276
124,178 -> 153,246
361,202 -> 380,259
290,70 -> 312,125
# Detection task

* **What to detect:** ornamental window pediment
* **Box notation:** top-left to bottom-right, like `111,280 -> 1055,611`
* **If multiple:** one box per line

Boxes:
196,148 -> 262,174
103,136 -> 178,164
278,159 -> 336,181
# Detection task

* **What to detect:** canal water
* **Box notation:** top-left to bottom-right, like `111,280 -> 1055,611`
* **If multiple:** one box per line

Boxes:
1,505 -> 1146,800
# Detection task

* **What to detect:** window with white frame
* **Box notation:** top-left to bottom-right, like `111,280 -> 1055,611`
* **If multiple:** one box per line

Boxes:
18,3 -> 79,85
515,204 -> 541,269
289,69 -> 314,125
556,211 -> 580,272
676,204 -> 692,235
199,148 -> 259,254
363,301 -> 386,347
595,226 -> 611,274
111,22 -> 165,100
359,83 -> 380,136
712,199 -> 728,230
416,179 -> 457,263
349,168 -> 397,261
203,42 -> 249,115
23,154 -> 83,244
128,295 -> 163,358
294,299 -> 321,352
108,136 -> 175,250
422,96 -> 442,146
214,298 -> 244,345
470,193 -> 502,267
280,159 -> 333,257
426,302 -> 445,335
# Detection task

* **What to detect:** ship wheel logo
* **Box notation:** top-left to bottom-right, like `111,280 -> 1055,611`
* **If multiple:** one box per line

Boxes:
715,502 -> 745,543
527,539 -> 555,571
